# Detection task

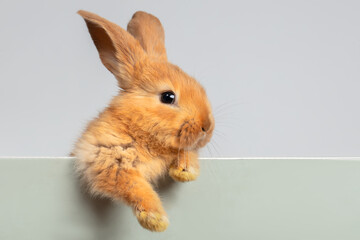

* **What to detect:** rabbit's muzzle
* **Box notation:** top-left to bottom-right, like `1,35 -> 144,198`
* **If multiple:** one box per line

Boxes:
177,117 -> 214,150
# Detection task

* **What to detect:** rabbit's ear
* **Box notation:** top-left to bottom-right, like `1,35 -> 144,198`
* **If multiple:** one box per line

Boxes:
127,11 -> 167,61
78,10 -> 145,89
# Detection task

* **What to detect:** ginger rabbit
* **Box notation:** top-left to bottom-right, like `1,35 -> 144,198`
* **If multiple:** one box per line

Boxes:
73,10 -> 214,232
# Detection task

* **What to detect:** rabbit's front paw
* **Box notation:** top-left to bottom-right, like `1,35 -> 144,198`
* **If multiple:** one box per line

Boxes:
169,166 -> 199,182
136,211 -> 169,232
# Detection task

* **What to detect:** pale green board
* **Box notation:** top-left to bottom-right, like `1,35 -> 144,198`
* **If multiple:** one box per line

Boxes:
0,158 -> 359,240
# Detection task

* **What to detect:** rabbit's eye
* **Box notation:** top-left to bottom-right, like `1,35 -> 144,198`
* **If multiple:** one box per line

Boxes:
160,91 -> 176,104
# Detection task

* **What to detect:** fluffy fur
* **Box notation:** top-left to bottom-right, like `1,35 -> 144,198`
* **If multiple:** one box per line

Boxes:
73,10 -> 214,232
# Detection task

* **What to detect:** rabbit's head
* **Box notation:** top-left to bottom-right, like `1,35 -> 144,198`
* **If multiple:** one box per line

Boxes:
78,10 -> 214,151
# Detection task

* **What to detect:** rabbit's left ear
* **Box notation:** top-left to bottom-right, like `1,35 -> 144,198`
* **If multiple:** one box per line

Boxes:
78,10 -> 146,89
127,11 -> 167,61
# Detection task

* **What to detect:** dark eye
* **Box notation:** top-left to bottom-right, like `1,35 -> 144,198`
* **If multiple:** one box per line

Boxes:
160,91 -> 176,104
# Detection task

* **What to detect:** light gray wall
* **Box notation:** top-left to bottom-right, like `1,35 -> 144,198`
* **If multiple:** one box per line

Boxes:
1,0 -> 359,157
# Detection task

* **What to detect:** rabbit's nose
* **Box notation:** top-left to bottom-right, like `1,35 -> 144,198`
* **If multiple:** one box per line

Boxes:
201,118 -> 211,132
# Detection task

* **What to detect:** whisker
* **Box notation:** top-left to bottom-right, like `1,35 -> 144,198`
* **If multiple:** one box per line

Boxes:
213,101 -> 243,118
211,139 -> 222,157
208,142 -> 218,157
215,123 -> 239,129
214,113 -> 240,121
206,145 -> 214,158
214,101 -> 240,113
214,129 -> 226,137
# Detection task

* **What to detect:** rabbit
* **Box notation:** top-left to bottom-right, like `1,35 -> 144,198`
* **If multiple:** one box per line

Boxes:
73,10 -> 214,232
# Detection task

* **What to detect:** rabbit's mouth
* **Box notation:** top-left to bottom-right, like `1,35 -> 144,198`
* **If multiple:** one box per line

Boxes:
177,119 -> 211,150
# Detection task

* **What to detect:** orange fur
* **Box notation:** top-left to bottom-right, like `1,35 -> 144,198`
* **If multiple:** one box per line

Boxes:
73,10 -> 214,232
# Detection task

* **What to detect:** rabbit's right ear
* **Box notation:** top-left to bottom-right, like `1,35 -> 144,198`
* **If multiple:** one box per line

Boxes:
127,11 -> 167,61
78,10 -> 145,89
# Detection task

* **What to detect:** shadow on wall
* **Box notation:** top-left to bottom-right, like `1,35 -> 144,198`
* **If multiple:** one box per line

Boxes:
75,168 -> 180,238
